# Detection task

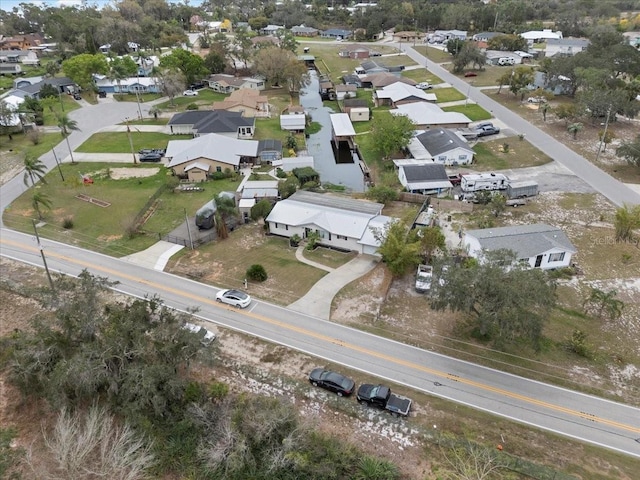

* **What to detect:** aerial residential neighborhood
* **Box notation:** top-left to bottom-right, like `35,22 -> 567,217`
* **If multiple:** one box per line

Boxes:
1,0 -> 640,478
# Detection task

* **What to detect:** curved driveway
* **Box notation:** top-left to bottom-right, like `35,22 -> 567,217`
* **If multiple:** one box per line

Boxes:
399,43 -> 640,207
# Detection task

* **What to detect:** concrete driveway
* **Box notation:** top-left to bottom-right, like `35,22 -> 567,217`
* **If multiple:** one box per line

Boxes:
288,254 -> 379,319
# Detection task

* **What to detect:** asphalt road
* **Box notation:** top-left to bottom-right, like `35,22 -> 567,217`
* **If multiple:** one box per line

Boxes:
1,228 -> 640,458
398,42 -> 640,207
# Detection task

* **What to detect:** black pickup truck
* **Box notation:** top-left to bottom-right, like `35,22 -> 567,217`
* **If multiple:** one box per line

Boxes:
356,384 -> 412,417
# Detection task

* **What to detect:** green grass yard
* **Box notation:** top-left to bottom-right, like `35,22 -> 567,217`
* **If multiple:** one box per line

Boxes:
442,104 -> 492,121
76,132 -> 190,153
473,138 -> 553,170
434,87 -> 466,103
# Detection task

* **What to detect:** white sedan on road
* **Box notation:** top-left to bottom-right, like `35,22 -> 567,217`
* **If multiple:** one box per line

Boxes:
216,289 -> 251,308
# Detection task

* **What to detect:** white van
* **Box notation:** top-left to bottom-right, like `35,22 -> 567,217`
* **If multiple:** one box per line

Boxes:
497,57 -> 515,66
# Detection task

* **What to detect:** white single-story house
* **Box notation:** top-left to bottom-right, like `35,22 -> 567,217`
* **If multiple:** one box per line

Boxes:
280,113 -> 306,132
207,74 -> 265,93
390,102 -> 472,129
463,224 -> 576,270
374,82 -> 436,107
545,38 -> 590,57
406,128 -> 474,165
166,133 -> 258,177
266,191 -> 393,255
0,49 -> 39,65
397,163 -> 453,196
431,30 -> 467,42
94,76 -> 161,94
520,29 -> 563,42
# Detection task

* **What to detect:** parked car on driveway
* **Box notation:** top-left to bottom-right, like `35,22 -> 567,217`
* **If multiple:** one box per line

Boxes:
527,96 -> 546,104
183,89 -> 198,96
416,82 -> 433,89
72,92 -> 82,100
216,289 -> 251,308
475,122 -> 500,137
139,153 -> 162,162
309,368 -> 355,396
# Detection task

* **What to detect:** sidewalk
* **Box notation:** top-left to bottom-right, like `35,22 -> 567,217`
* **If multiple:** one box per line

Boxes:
288,252 -> 379,319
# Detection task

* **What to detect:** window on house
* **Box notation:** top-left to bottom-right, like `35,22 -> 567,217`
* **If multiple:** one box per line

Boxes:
275,223 -> 279,228
216,166 -> 222,172
548,252 -> 565,262
438,156 -> 447,162
459,155 -> 467,160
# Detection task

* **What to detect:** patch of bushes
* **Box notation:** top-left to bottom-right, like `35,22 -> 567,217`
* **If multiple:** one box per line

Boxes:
246,264 -> 267,282
186,103 -> 198,110
62,217 -> 74,229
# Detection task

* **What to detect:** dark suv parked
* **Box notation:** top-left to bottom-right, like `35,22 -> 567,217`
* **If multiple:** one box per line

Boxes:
139,153 -> 162,162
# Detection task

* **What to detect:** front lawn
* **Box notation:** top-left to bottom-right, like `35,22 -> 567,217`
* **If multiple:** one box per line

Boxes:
401,68 -> 443,85
114,92 -> 164,103
473,139 -> 553,170
167,224 -> 329,306
155,90 -> 227,110
76,132 -> 190,153
2,163 -> 171,256
442,104 -> 492,121
434,88 -> 466,103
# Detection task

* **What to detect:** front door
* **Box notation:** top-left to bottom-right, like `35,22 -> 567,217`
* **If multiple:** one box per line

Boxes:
534,255 -> 543,268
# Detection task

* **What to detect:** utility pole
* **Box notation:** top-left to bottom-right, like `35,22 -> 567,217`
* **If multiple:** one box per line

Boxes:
125,118 -> 137,164
33,220 -> 55,293
184,208 -> 194,250
595,105 -> 612,163
52,148 -> 65,181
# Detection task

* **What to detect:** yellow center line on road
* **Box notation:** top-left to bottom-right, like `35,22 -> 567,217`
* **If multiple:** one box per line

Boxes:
3,237 -> 640,435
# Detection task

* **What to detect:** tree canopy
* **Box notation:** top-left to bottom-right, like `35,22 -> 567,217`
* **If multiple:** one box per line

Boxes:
370,113 -> 415,161
62,53 -> 109,90
430,250 -> 557,350
159,48 -> 208,85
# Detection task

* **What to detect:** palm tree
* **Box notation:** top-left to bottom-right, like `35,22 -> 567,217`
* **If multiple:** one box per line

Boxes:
32,191 -> 52,220
57,114 -> 80,164
214,194 -> 237,240
583,288 -> 624,321
149,106 -> 160,120
614,204 -> 640,242
567,122 -> 583,140
540,103 -> 551,122
23,155 -> 48,187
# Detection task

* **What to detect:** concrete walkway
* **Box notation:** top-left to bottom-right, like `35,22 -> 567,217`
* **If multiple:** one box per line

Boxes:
294,245 -> 334,273
120,241 -> 184,271
288,253 -> 379,319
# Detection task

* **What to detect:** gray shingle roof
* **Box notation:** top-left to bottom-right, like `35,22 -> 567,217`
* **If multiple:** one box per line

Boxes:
416,129 -> 471,156
18,77 -> 75,95
465,224 -> 576,259
402,164 -> 448,182
168,110 -> 253,134
289,191 -> 382,215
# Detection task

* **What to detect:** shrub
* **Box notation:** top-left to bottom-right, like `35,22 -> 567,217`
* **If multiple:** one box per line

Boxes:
365,185 -> 398,205
250,199 -> 272,221
285,134 -> 297,150
246,264 -> 267,282
566,329 -> 592,358
26,128 -> 44,145
186,103 -> 198,110
289,233 -> 301,247
276,168 -> 287,178
62,217 -> 74,229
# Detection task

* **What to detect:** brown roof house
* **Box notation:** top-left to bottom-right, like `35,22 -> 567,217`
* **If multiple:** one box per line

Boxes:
212,88 -> 270,118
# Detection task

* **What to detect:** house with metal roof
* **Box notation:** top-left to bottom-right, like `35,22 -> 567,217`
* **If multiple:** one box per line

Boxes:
291,25 -> 319,37
168,110 -> 255,138
472,32 -> 506,42
321,28 -> 352,39
165,133 -> 258,177
257,139 -> 282,164
266,191 -> 393,255
397,163 -> 453,195
407,128 -> 474,165
207,74 -> 265,93
390,102 -> 472,129
545,38 -> 590,57
280,113 -> 306,132
261,24 -> 285,35
374,82 -> 436,107
520,29 -> 563,42
463,224 -> 576,270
